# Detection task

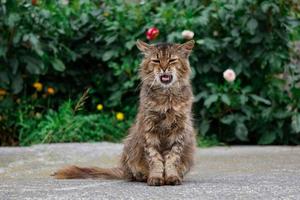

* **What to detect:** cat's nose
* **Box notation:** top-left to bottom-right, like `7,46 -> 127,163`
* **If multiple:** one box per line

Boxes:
161,65 -> 169,72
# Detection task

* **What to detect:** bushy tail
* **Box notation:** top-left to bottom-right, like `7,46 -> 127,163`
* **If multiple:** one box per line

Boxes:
52,166 -> 124,179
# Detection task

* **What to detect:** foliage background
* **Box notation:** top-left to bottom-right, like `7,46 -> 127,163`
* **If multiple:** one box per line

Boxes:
0,0 -> 300,146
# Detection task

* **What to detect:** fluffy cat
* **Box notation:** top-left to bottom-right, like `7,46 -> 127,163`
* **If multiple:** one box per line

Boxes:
53,40 -> 196,186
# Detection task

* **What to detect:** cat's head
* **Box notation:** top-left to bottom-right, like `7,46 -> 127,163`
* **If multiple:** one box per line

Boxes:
136,40 -> 194,88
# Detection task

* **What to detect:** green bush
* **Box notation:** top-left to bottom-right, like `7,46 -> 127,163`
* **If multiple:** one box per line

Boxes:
0,0 -> 300,145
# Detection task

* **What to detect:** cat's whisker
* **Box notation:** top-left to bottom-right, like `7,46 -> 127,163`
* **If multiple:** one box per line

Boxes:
135,73 -> 154,91
145,78 -> 156,96
142,73 -> 154,84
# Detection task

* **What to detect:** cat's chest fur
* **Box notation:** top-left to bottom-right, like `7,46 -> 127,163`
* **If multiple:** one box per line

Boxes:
142,85 -> 192,110
141,85 -> 192,136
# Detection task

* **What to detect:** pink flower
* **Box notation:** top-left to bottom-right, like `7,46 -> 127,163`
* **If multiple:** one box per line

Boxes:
182,30 -> 194,40
61,0 -> 69,5
223,69 -> 236,82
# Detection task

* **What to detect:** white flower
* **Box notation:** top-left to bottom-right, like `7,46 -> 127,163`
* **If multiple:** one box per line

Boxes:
61,0 -> 69,5
213,30 -> 219,37
182,30 -> 194,40
223,69 -> 236,82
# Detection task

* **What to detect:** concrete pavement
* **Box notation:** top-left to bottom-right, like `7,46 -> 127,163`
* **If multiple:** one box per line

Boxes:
0,143 -> 299,199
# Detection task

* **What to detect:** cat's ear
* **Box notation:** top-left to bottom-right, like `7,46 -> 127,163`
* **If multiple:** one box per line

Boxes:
136,40 -> 151,53
177,40 -> 195,57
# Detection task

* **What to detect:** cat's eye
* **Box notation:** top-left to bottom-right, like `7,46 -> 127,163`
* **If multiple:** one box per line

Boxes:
151,59 -> 160,64
169,59 -> 178,63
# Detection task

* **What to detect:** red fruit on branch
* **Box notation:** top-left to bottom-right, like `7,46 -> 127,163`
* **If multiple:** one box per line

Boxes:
146,27 -> 159,40
32,0 -> 38,5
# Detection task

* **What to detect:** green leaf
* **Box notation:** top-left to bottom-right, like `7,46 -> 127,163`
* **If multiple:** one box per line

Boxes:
204,94 -> 219,108
6,13 -> 20,28
203,38 -> 220,51
102,50 -> 115,61
240,95 -> 248,105
196,39 -> 205,45
194,91 -> 208,102
248,35 -> 263,44
291,114 -> 300,133
221,94 -> 230,105
250,94 -> 271,105
10,58 -> 19,74
226,50 -> 242,62
125,40 -> 136,50
0,70 -> 9,85
273,111 -> 293,119
197,14 -> 209,26
52,58 -> 66,72
0,46 -> 7,58
104,35 -> 118,44
258,132 -> 276,145
11,74 -> 23,94
22,56 -> 45,74
235,122 -> 248,141
261,2 -> 279,13
79,13 -> 89,25
0,96 -> 14,109
199,120 -> 210,135
230,29 -> 239,37
247,18 -> 258,35
22,34 -> 43,56
28,34 -> 43,56
220,114 -> 235,125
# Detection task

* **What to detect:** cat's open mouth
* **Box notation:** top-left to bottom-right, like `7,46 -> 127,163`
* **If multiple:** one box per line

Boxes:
160,74 -> 173,84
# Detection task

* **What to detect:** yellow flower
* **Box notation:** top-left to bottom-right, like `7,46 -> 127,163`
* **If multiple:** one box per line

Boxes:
116,112 -> 124,121
103,12 -> 109,17
97,104 -> 103,111
33,82 -> 43,91
0,89 -> 7,96
47,87 -> 55,95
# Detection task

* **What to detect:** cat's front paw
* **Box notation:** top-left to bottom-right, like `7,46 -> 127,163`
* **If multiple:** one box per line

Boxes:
165,175 -> 182,185
134,172 -> 147,182
147,176 -> 164,186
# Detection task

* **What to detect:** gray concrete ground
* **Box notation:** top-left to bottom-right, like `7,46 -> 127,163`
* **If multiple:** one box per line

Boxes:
0,143 -> 300,200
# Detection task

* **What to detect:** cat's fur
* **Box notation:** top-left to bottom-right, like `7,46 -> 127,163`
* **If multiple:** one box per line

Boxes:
53,40 -> 196,186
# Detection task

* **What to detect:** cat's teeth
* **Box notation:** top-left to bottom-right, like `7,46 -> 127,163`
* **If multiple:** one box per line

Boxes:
160,74 -> 173,84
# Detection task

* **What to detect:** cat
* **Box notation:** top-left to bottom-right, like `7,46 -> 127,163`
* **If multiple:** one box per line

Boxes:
53,40 -> 196,186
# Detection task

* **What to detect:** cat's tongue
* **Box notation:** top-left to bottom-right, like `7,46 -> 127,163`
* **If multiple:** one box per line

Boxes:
162,75 -> 170,81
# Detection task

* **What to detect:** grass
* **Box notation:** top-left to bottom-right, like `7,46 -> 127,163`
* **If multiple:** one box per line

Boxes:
197,135 -> 223,147
18,97 -> 133,146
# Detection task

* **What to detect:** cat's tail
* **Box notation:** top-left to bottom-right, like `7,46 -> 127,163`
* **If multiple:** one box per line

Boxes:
52,166 -> 124,179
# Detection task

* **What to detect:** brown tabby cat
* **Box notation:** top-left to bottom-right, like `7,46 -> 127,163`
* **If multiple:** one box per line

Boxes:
53,40 -> 196,186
